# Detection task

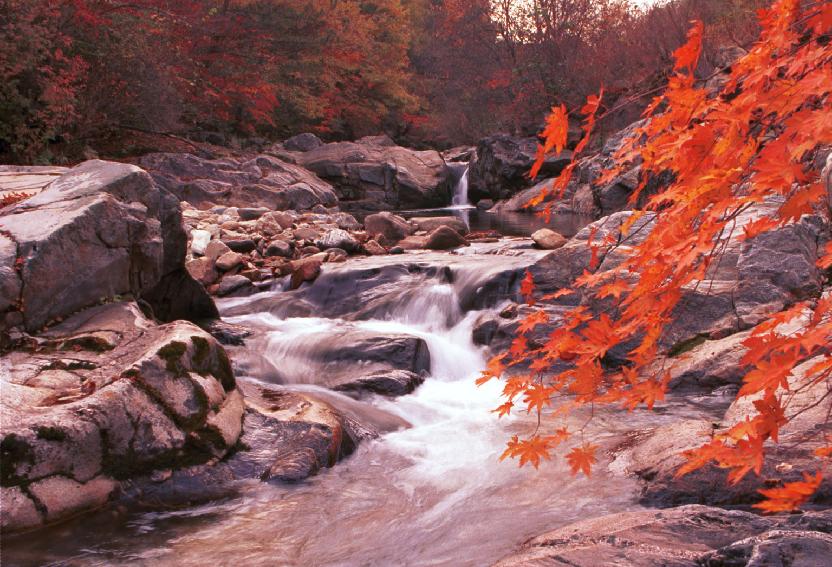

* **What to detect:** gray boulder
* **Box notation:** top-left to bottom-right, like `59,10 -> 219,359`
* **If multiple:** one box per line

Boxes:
364,211 -> 414,245
265,239 -> 293,258
296,139 -> 451,213
140,153 -> 337,211
216,274 -> 255,297
468,134 -> 572,200
0,160 -> 215,333
316,228 -> 360,253
283,132 -> 323,152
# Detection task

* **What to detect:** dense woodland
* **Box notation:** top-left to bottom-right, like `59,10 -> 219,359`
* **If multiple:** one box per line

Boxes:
2,0 -> 766,163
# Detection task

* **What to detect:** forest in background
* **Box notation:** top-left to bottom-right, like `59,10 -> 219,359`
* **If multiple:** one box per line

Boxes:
2,0 -> 766,164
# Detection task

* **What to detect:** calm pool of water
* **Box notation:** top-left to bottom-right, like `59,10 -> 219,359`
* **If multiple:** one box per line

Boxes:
398,206 -> 593,238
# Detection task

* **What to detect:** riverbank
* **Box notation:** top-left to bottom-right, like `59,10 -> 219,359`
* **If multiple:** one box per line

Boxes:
1,129 -> 830,565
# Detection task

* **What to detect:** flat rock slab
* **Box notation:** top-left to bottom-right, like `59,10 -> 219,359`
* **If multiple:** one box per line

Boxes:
0,167 -> 68,197
495,505 -> 832,566
140,152 -> 337,211
295,136 -> 451,213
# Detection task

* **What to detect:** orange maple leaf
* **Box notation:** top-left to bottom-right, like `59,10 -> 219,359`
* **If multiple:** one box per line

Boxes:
520,270 -> 536,306
500,435 -> 554,469
566,443 -> 598,477
754,471 -> 822,513
517,309 -> 549,334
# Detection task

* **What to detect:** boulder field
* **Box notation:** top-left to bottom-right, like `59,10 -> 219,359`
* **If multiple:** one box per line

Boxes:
0,156 -> 467,534
0,129 -> 830,565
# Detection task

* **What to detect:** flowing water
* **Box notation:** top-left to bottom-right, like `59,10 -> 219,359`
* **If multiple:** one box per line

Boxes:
400,164 -> 595,238
450,167 -> 470,207
3,242 -> 711,567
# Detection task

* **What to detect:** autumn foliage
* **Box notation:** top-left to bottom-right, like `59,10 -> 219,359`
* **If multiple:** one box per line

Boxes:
2,0 -> 773,162
482,0 -> 832,513
0,0 -> 417,162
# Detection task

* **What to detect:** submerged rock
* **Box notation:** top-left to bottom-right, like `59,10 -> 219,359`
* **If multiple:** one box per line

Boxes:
241,385 -> 377,483
334,369 -> 426,398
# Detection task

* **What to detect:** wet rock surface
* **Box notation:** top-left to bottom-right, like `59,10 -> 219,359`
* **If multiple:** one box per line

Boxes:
468,134 -> 572,201
333,369 -> 427,398
519,204 -> 827,352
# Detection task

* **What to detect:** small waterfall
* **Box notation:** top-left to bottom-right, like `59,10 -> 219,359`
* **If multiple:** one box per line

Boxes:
451,167 -> 470,207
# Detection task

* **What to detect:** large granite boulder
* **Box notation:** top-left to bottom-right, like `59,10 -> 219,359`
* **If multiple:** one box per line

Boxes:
495,505 -> 832,566
282,132 -> 324,153
0,160 -> 215,334
468,134 -> 572,201
295,136 -> 452,213
527,203 -> 828,352
0,302 -> 243,533
489,119 -> 647,216
140,153 -> 338,211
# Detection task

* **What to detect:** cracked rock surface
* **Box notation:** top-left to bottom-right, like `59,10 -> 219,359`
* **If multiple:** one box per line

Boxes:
494,504 -> 832,566
0,301 -> 243,533
0,160 -> 215,335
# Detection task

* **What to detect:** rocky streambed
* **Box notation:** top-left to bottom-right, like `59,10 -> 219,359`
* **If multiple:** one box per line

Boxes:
1,134 -> 831,566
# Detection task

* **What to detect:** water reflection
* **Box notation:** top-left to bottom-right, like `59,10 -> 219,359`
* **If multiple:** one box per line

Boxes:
399,206 -> 594,238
